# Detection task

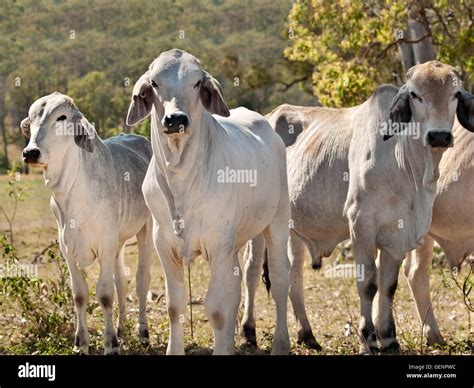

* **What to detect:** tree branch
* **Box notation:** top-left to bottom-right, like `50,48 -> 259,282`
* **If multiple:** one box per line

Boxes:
428,2 -> 455,39
376,33 -> 432,62
273,76 -> 309,92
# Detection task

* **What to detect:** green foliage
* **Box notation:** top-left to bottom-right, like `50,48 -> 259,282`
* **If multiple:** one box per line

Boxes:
285,0 -> 473,107
67,71 -> 128,137
285,0 -> 407,107
430,0 -> 474,90
0,237 -> 75,354
1,0 -> 315,150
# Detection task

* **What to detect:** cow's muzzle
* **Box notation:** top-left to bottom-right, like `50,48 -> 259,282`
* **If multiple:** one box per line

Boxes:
426,131 -> 453,148
163,113 -> 189,135
22,148 -> 41,164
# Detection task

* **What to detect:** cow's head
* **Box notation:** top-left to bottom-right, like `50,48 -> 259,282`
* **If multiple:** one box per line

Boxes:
126,49 -> 230,138
21,92 -> 94,168
387,61 -> 474,149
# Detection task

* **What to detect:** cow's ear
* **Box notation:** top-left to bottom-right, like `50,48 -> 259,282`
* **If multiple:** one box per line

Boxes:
72,109 -> 94,153
385,85 -> 411,140
20,117 -> 31,139
126,71 -> 153,126
456,90 -> 474,132
200,71 -> 230,117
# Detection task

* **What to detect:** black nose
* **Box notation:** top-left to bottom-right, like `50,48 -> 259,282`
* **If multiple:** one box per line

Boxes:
163,114 -> 189,134
427,131 -> 452,148
22,148 -> 40,163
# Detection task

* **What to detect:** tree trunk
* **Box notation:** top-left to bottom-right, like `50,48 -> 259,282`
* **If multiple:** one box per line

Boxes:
408,18 -> 436,64
0,77 -> 9,170
398,28 -> 415,74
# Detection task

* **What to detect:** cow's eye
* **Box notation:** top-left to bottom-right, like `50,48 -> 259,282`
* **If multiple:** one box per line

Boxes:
194,80 -> 201,89
410,91 -> 422,101
151,80 -> 158,88
57,115 -> 67,121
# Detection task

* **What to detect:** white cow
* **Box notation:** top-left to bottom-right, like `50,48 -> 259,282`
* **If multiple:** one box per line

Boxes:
242,61 -> 474,354
21,93 -> 153,355
126,49 -> 291,355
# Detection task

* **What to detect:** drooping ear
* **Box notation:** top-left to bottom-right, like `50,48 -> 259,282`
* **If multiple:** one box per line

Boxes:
456,90 -> 474,132
20,117 -> 31,138
72,108 -> 94,153
384,85 -> 412,140
200,71 -> 230,117
126,71 -> 153,126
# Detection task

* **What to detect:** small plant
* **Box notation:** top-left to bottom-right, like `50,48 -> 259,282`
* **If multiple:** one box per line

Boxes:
0,170 -> 29,245
0,236 -> 75,354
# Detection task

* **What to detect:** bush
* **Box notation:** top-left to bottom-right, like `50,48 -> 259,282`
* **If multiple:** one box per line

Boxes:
0,236 -> 75,354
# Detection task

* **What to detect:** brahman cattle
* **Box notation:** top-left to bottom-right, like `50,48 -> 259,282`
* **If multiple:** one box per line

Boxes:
21,93 -> 153,355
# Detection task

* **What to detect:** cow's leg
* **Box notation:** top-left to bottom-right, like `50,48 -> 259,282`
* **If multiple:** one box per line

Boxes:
240,234 -> 265,347
205,246 -> 235,355
349,217 -> 378,354
64,250 -> 90,354
289,232 -> 321,350
225,252 -> 242,354
403,236 -> 445,346
263,219 -> 291,355
136,220 -> 152,343
158,240 -> 186,355
114,245 -> 127,340
376,250 -> 402,354
97,247 -> 119,355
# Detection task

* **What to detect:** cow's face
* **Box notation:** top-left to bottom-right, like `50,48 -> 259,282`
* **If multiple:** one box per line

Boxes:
389,61 -> 474,150
21,93 -> 93,168
126,49 -> 230,138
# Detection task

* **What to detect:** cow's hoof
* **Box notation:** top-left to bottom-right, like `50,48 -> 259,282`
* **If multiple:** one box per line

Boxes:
138,326 -> 150,345
104,335 -> 120,355
73,345 -> 89,355
381,341 -> 400,354
359,345 -> 380,355
73,334 -> 89,355
425,329 -> 446,347
271,337 -> 291,355
297,330 -> 322,351
239,323 -> 257,348
104,347 -> 120,355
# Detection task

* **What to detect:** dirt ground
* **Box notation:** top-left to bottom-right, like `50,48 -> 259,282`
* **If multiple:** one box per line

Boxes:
0,174 -> 472,355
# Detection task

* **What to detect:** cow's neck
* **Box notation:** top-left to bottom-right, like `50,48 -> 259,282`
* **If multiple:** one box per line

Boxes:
151,110 -> 209,175
150,109 -> 214,233
44,139 -> 105,211
399,136 -> 443,193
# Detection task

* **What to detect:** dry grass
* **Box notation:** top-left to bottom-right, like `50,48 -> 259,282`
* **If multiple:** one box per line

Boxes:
0,174 -> 472,355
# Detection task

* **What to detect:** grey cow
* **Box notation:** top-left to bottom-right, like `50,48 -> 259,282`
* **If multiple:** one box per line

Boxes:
404,114 -> 474,346
21,93 -> 154,355
242,61 -> 474,354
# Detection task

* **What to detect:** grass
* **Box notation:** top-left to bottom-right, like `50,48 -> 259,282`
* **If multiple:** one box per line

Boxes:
0,174 -> 472,355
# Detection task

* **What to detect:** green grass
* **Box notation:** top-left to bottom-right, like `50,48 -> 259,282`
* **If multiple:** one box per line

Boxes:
0,174 -> 472,355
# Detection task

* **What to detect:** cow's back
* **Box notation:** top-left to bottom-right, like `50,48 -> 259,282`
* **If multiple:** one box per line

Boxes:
266,103 -> 322,147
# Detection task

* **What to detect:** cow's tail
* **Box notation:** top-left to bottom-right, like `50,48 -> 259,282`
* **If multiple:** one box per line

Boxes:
262,247 -> 271,294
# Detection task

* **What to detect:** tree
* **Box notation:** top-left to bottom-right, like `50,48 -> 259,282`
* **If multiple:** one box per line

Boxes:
285,0 -> 473,107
